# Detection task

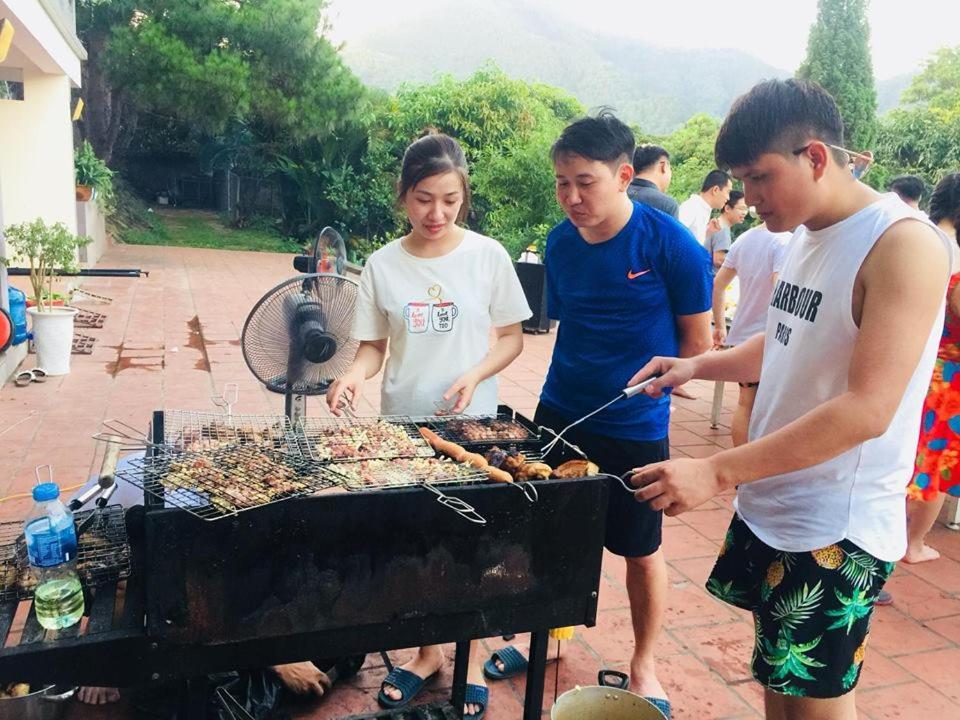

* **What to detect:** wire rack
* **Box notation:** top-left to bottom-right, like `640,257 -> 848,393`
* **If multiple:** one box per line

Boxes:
324,456 -> 487,491
427,412 -> 537,446
115,444 -> 336,521
0,505 -> 132,601
298,416 -> 435,462
163,411 -> 301,455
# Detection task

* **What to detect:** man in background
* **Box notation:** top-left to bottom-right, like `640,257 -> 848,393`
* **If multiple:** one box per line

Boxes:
628,144 -> 679,218
678,170 -> 733,244
889,175 -> 925,211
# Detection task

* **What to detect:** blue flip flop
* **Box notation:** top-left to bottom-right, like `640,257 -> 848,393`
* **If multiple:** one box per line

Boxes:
644,696 -> 672,719
464,683 -> 489,719
483,645 -> 528,680
377,667 -> 436,709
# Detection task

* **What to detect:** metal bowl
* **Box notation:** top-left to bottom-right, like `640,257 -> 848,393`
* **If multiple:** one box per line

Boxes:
0,685 -> 75,720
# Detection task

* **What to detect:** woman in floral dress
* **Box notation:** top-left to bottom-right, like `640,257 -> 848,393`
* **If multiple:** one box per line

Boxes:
905,173 -> 960,563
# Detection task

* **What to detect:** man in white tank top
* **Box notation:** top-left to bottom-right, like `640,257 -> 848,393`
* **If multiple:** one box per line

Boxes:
627,79 -> 950,719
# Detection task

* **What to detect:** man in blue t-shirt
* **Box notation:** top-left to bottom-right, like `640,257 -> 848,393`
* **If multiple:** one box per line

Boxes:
492,112 -> 711,717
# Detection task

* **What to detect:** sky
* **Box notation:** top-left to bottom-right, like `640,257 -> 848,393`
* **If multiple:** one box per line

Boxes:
326,0 -> 957,80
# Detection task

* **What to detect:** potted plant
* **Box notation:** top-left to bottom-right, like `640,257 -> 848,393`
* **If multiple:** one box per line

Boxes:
0,219 -> 90,375
74,140 -> 114,206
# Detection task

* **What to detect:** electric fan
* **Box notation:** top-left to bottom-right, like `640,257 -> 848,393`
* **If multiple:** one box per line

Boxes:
241,228 -> 358,422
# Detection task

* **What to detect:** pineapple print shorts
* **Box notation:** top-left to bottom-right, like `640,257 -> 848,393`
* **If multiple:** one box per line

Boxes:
706,514 -> 895,698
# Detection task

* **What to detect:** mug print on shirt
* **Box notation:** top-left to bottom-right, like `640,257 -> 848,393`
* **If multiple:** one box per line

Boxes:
401,283 -> 460,335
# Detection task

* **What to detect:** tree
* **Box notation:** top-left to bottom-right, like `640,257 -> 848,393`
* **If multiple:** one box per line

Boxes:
797,0 -> 878,149
76,0 -> 365,163
903,46 -> 960,116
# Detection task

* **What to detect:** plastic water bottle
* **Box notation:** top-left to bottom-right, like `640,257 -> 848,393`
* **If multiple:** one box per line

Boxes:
24,480 -> 84,630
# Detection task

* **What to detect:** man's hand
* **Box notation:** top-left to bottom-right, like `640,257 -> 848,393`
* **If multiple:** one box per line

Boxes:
630,458 -> 726,515
272,661 -> 332,697
628,356 -> 697,398
707,217 -> 722,236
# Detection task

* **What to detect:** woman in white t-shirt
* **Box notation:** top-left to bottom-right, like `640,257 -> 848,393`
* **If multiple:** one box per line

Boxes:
327,132 -> 531,718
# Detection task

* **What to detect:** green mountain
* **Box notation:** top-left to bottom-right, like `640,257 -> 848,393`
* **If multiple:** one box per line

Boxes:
339,0 -> 914,133
338,0 -> 789,134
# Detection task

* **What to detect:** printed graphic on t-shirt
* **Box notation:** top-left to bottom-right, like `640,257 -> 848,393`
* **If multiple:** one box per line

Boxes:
769,279 -> 823,347
401,283 -> 459,335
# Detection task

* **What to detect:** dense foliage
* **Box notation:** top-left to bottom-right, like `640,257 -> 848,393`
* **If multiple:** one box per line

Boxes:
76,0 -> 960,259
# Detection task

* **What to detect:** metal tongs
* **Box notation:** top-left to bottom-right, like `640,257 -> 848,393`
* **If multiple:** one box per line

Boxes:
92,418 -> 175,455
540,376 -> 660,455
418,481 -> 487,525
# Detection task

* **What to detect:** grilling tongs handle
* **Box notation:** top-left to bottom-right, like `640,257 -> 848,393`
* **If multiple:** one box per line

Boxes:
421,483 -> 488,525
621,374 -> 660,398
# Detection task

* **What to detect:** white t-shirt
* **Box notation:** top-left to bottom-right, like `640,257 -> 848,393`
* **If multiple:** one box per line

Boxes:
677,194 -> 712,245
352,230 -> 532,417
737,194 -> 948,561
722,225 -> 791,346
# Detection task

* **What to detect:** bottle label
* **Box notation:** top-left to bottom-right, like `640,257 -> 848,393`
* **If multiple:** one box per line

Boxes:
25,519 -> 74,567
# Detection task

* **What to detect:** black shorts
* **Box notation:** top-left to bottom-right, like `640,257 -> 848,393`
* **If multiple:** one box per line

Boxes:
707,514 -> 894,699
534,403 -> 667,558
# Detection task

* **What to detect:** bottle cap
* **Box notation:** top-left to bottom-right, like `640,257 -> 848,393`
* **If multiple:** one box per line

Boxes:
32,482 -> 60,502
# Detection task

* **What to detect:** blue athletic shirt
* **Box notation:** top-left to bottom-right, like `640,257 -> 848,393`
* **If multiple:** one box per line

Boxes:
540,201 -> 712,440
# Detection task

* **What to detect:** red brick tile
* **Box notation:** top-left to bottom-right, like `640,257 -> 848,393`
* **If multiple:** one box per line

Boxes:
657,653 -> 755,719
923,613 -> 960,644
869,608 -> 952,657
662,524 -> 721,561
858,681 -> 957,718
680,507 -> 735,542
672,622 -> 754,683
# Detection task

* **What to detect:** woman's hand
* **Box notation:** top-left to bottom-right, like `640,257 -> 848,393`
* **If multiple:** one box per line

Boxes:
442,369 -> 482,415
327,369 -> 365,416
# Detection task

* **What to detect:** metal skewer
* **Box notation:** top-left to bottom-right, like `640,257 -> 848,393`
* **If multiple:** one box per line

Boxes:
540,376 -> 661,455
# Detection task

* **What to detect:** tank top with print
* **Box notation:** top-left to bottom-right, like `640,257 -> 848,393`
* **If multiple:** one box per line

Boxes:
736,193 -> 948,561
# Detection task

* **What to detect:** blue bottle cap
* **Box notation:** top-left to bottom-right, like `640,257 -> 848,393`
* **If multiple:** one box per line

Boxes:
32,482 -> 60,502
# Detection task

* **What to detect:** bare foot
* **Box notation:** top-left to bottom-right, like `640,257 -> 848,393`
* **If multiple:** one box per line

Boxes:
77,687 -> 121,705
671,385 -> 697,400
383,647 -> 444,703
903,544 -> 941,564
465,667 -> 487,717
630,657 -> 667,703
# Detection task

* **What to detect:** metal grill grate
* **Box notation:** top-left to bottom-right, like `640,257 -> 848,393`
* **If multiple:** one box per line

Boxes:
163,411 -> 301,455
1,505 -> 132,600
325,457 -> 487,491
427,412 -> 536,446
298,417 -> 434,462
115,445 -> 336,520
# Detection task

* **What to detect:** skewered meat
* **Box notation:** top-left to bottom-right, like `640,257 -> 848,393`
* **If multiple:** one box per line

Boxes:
329,457 -> 478,488
444,419 -> 531,442
161,447 -> 311,514
552,459 -> 600,478
305,420 -> 429,461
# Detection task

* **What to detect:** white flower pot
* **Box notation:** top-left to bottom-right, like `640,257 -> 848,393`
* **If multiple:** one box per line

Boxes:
27,307 -> 78,376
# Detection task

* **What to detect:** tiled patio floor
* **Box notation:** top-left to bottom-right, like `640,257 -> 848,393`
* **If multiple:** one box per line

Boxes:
2,242 -> 959,719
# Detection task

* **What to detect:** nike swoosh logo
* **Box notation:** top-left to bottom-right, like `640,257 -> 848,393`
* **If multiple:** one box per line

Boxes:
627,269 -> 651,279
